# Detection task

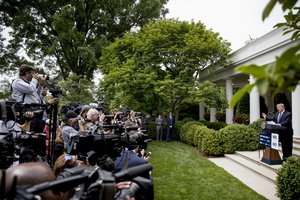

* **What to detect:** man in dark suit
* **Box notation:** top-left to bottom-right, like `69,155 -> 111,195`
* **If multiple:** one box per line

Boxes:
166,111 -> 175,142
264,103 -> 293,160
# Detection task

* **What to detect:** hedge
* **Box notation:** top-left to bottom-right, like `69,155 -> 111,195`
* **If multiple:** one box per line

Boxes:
199,121 -> 227,130
276,156 -> 300,200
179,121 -> 202,143
218,124 -> 259,154
201,130 -> 224,156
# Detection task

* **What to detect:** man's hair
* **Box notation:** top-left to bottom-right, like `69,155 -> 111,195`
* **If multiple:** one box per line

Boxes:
19,64 -> 35,76
277,103 -> 285,108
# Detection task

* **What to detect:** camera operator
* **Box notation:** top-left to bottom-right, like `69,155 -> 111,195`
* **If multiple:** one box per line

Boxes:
11,64 -> 57,133
61,110 -> 85,151
85,108 -> 112,134
111,109 -> 126,125
40,86 -> 59,125
78,104 -> 90,121
11,64 -> 46,104
125,111 -> 141,127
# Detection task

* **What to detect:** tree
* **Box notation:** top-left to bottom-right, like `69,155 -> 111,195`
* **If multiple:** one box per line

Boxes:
0,78 -> 11,99
58,73 -> 95,106
230,0 -> 300,108
193,81 -> 228,111
99,19 -> 230,117
0,0 -> 168,79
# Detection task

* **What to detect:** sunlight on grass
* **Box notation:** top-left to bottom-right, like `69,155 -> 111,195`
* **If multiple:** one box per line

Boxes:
147,141 -> 266,200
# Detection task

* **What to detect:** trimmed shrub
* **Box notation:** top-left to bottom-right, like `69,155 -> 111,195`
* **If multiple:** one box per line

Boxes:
215,112 -> 226,122
146,120 -> 157,139
234,114 -> 250,124
200,121 -> 227,130
179,121 -> 202,143
219,124 -> 259,154
201,130 -> 224,156
186,124 -> 202,145
248,118 -> 264,131
276,156 -> 300,200
193,125 -> 207,148
194,126 -> 218,152
182,117 -> 196,123
174,120 -> 184,140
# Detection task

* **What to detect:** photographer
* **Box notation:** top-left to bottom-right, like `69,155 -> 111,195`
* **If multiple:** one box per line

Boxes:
78,104 -> 90,120
61,110 -> 85,150
86,109 -> 114,135
11,64 -> 45,104
40,86 -> 59,121
11,64 -> 56,133
84,108 -> 100,132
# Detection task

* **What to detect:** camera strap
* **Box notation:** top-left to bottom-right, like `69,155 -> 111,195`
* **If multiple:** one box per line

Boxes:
0,101 -> 7,122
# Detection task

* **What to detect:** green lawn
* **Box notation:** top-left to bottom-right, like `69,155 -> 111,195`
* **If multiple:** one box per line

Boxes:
147,140 -> 266,200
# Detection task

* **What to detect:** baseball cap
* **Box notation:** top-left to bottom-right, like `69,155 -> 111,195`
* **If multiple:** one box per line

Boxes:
63,110 -> 78,122
80,105 -> 90,115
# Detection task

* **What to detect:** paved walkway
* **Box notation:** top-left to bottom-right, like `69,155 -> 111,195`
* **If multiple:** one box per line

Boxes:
208,154 -> 279,200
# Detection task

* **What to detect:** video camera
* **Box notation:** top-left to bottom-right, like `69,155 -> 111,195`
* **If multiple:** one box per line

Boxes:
48,87 -> 62,98
60,102 -> 81,115
0,131 -> 47,169
0,133 -> 15,169
4,163 -> 153,200
65,123 -> 150,167
15,133 -> 47,163
0,100 -> 47,124
67,132 -> 122,164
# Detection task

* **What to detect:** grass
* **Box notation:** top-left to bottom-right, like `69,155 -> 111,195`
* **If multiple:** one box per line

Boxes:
147,140 -> 266,200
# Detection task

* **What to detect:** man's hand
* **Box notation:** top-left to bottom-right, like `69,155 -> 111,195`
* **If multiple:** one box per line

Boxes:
47,97 -> 58,105
24,111 -> 34,118
78,119 -> 85,127
115,181 -> 132,190
33,73 -> 46,83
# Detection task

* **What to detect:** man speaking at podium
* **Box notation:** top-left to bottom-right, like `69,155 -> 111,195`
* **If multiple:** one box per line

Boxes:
263,103 -> 293,161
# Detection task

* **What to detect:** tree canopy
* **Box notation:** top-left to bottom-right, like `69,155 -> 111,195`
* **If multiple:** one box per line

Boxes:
99,19 -> 230,115
0,0 -> 168,79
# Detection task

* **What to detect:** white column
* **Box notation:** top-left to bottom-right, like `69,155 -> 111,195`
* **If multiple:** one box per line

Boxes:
210,107 -> 217,122
226,79 -> 234,124
199,101 -> 205,121
249,75 -> 260,123
292,84 -> 300,139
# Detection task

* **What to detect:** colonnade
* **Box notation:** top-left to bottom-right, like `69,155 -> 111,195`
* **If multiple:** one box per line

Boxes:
199,78 -> 300,139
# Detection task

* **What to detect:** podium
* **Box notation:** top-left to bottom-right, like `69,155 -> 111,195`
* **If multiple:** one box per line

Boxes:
259,123 -> 286,165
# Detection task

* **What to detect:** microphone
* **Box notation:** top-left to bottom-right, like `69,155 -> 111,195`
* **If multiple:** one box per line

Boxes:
114,163 -> 153,182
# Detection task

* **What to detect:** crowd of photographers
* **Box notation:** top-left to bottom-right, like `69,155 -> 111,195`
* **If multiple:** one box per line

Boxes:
0,65 -> 153,200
